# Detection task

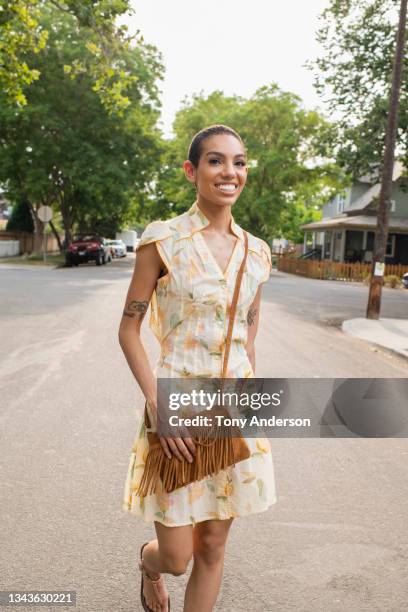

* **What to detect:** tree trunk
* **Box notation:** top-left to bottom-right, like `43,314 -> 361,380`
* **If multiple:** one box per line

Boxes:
60,204 -> 73,251
27,201 -> 44,255
366,0 -> 407,319
49,220 -> 63,252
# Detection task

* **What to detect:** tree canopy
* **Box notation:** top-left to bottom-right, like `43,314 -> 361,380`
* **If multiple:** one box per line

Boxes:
0,0 -> 140,113
152,87 -> 344,242
308,0 -> 408,180
0,4 -> 164,247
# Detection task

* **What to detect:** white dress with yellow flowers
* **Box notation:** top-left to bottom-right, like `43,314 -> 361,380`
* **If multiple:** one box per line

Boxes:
122,201 -> 277,526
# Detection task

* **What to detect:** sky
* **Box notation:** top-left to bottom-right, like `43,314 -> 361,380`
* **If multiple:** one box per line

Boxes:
122,0 -> 331,137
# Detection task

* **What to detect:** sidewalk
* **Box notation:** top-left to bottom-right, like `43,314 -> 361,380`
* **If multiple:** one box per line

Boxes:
342,317 -> 408,360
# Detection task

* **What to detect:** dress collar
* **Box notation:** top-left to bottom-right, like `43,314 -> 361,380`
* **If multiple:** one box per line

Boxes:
187,200 -> 244,241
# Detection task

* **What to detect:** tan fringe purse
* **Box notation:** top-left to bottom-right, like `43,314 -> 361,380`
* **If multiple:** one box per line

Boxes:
136,230 -> 251,496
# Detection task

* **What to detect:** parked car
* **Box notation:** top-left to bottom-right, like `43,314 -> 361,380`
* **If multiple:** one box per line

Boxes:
105,239 -> 127,258
402,273 -> 408,289
65,235 -> 113,266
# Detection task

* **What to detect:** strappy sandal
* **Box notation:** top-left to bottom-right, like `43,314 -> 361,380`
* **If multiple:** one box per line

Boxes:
139,542 -> 171,612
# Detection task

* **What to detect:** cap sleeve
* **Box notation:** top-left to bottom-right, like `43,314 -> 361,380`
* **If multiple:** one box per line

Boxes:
259,239 -> 272,283
136,220 -> 173,270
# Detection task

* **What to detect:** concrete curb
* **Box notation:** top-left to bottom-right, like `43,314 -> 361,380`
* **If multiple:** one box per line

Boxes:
342,317 -> 408,361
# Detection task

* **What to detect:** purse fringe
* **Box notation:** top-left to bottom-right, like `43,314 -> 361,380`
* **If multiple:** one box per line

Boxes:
136,431 -> 237,497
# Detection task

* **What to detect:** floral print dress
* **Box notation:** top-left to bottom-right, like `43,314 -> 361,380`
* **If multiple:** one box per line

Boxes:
122,201 -> 277,526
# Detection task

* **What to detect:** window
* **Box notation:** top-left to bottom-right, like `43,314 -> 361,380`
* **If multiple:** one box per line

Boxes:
390,199 -> 396,212
366,232 -> 375,251
366,233 -> 395,257
337,193 -> 346,213
386,234 -> 395,257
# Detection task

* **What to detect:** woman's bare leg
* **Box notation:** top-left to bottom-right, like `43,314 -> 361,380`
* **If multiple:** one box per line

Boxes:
141,522 -> 194,612
183,518 -> 234,612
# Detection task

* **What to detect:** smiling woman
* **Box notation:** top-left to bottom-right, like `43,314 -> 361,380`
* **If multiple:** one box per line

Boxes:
181,126 -> 250,280
186,125 -> 247,199
118,125 -> 276,612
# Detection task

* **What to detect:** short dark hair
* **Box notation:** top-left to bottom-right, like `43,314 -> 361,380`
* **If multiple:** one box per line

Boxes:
187,124 -> 245,167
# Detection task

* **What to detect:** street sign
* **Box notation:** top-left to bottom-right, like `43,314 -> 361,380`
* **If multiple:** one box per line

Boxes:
37,205 -> 53,223
37,206 -> 53,263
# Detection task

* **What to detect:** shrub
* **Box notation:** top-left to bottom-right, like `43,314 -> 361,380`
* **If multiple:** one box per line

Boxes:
384,274 -> 401,288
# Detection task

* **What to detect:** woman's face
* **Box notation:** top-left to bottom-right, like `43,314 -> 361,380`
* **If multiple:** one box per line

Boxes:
184,133 -> 248,208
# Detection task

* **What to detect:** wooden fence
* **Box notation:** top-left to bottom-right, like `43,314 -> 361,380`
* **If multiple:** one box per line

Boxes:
277,256 -> 408,282
0,230 -> 61,254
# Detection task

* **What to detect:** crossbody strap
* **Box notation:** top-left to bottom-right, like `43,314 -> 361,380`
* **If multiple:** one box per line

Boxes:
221,230 -> 249,379
145,229 -> 249,428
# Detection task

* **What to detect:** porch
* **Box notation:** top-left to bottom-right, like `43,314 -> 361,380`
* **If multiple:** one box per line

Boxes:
302,215 -> 408,265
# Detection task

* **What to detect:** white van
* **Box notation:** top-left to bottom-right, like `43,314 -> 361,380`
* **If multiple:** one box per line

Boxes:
115,230 -> 139,253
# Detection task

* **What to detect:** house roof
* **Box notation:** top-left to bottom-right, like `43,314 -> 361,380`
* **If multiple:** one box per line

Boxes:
347,182 -> 381,212
302,215 -> 408,232
347,161 -> 406,212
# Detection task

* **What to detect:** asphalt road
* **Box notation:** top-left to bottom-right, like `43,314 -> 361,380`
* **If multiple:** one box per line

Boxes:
265,268 -> 408,324
1,257 -> 408,612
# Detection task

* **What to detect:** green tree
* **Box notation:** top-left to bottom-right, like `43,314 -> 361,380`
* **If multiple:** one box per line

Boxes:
6,200 -> 35,232
0,5 -> 164,251
154,87 -> 343,242
231,85 -> 342,242
0,1 -> 48,105
308,0 -> 408,179
0,0 -> 138,113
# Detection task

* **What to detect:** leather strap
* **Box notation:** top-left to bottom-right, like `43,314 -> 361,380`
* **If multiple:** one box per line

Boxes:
221,231 -> 249,378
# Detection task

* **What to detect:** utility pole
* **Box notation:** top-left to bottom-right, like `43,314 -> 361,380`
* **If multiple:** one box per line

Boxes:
366,0 -> 407,319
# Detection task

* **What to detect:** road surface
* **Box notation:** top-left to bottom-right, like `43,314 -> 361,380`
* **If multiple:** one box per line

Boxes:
1,259 -> 407,611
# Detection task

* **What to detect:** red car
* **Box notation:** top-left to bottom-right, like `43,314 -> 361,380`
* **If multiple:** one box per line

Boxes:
65,235 -> 113,266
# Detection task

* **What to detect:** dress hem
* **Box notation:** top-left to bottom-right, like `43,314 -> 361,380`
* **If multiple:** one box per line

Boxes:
121,496 -> 278,527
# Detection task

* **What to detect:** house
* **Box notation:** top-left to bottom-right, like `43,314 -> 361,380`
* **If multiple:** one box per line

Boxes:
301,162 -> 408,264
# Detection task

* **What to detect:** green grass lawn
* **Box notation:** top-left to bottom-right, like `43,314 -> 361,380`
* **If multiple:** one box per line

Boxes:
0,253 -> 66,267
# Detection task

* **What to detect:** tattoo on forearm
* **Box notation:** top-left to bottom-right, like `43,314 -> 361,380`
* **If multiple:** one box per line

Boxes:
123,300 -> 149,319
247,307 -> 257,326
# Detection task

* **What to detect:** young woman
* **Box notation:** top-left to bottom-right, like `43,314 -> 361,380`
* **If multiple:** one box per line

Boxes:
118,125 -> 277,612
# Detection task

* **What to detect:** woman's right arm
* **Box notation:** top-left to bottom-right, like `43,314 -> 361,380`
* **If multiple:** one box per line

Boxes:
118,243 -> 196,462
118,242 -> 161,415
